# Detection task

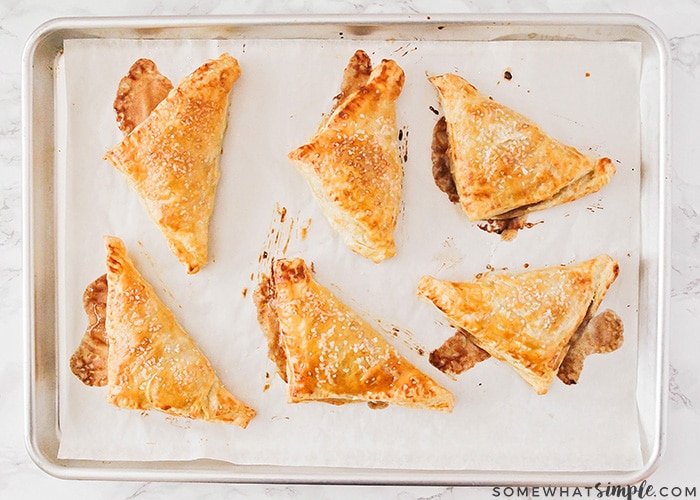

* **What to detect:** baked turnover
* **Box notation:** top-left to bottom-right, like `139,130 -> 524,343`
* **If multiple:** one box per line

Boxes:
429,73 -> 615,222
254,257 -> 454,411
93,236 -> 256,427
418,255 -> 619,394
104,54 -> 240,274
288,50 -> 405,263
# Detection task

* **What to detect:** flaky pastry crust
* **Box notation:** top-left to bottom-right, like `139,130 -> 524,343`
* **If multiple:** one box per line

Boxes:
429,73 -> 615,221
104,54 -> 240,274
288,50 -> 405,263
262,258 -> 454,411
418,255 -> 619,394
104,236 -> 255,427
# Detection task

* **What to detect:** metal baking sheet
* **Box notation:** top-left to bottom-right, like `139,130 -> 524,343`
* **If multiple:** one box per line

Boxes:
23,14 -> 670,485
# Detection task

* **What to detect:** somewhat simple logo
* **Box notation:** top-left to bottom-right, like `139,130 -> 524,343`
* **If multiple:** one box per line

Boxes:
491,481 -> 697,499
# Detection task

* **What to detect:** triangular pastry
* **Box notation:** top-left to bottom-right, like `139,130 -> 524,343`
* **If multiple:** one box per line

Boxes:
417,255 -> 619,394
104,236 -> 255,427
288,50 -> 405,263
255,257 -> 454,411
429,73 -> 616,221
104,54 -> 241,274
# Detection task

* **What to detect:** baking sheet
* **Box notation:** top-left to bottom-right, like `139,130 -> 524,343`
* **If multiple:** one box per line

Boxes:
56,37 -> 642,471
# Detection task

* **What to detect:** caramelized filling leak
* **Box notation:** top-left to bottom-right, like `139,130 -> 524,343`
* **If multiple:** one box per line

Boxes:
557,309 -> 624,385
333,49 -> 373,108
431,116 -> 460,204
476,217 -> 542,241
429,328 -> 490,378
70,274 -> 109,386
113,58 -> 173,135
253,273 -> 288,383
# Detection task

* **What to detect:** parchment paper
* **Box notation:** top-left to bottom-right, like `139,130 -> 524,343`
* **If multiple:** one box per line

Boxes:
57,37 -> 643,471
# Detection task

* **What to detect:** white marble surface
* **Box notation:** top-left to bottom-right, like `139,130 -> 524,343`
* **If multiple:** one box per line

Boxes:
2,0 -> 699,498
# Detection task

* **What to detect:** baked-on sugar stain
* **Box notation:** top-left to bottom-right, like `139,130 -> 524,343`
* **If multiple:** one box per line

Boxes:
504,70 -> 513,80
429,105 -> 440,115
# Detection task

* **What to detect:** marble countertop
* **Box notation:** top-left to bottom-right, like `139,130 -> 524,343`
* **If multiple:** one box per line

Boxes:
2,0 -> 699,498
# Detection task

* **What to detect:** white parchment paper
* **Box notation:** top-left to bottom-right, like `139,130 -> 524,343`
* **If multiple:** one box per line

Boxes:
57,37 -> 642,471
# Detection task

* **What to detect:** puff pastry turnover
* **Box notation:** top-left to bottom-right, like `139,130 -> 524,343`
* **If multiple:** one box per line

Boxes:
256,257 -> 454,411
104,236 -> 255,427
418,255 -> 619,394
104,54 -> 240,274
288,50 -> 405,263
429,73 -> 616,221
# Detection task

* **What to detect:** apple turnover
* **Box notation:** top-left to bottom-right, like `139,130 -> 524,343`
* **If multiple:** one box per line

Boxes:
429,73 -> 615,222
254,257 -> 454,411
104,54 -> 240,274
418,255 -> 620,394
98,236 -> 255,427
288,50 -> 405,263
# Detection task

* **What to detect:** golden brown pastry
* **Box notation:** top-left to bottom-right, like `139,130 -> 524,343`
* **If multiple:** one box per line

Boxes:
418,255 -> 619,394
70,274 -> 109,387
256,257 -> 454,411
288,50 -> 405,263
429,73 -> 616,221
104,236 -> 255,427
104,54 -> 241,274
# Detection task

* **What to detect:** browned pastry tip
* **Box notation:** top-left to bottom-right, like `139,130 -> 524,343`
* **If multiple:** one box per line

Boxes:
334,49 -> 373,106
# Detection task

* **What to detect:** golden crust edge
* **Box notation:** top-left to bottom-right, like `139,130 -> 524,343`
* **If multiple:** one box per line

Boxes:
417,255 -> 619,395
